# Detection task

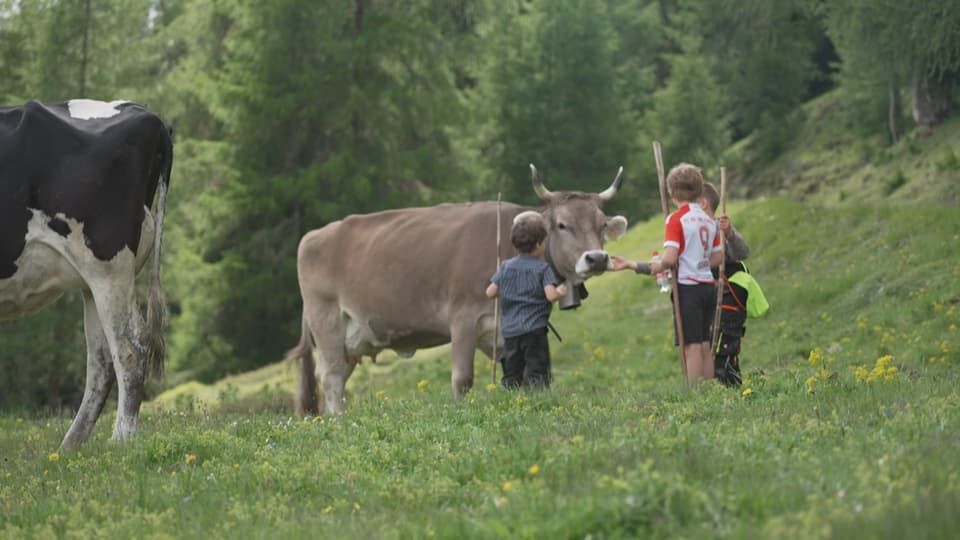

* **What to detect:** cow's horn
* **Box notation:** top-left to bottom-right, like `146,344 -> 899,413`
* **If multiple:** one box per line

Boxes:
598,166 -> 624,202
530,163 -> 554,201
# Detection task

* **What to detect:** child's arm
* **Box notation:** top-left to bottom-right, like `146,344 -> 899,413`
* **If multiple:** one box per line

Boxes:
719,216 -> 750,260
612,255 -> 652,275
724,223 -> 751,261
650,246 -> 679,274
544,283 -> 568,302
709,248 -> 723,268
485,283 -> 499,298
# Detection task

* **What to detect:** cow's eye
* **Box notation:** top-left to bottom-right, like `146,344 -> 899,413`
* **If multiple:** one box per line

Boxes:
557,222 -> 568,231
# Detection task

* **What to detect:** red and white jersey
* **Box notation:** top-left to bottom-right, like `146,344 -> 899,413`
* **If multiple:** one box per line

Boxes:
664,203 -> 721,285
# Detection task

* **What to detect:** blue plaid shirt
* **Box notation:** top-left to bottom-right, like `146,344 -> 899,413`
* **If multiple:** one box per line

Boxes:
490,255 -> 559,338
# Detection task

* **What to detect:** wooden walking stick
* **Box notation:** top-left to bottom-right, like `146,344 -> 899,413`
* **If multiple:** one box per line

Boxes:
653,141 -> 687,380
711,167 -> 728,361
492,192 -> 502,384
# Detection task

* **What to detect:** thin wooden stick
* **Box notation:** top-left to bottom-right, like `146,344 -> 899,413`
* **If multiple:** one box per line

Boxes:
653,141 -> 687,381
711,167 -> 727,361
492,192 -> 502,385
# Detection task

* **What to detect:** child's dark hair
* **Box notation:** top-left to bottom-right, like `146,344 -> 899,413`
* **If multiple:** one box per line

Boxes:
511,212 -> 548,254
667,163 -> 704,203
702,182 -> 720,213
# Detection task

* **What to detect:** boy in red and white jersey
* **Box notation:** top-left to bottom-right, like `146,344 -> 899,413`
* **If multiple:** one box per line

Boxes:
656,163 -> 723,384
613,163 -> 722,385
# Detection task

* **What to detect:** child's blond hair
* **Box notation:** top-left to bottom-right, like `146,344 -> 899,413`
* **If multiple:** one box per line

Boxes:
667,163 -> 704,203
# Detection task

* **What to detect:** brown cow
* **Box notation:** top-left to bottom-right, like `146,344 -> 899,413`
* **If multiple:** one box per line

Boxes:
288,165 -> 627,415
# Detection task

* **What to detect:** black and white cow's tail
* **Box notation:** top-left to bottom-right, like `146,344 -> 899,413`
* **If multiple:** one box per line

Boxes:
287,312 -> 319,416
145,127 -> 173,379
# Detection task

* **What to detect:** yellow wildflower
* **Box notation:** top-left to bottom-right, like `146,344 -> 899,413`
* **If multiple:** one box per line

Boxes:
417,379 -> 429,391
353,502 -> 361,511
322,505 -> 333,514
375,390 -> 386,399
854,366 -> 869,382
501,481 -> 513,492
742,388 -> 753,397
884,366 -> 898,382
48,452 -> 60,463
808,347 -> 823,366
185,453 -> 198,466
486,383 -> 497,392
528,464 -> 540,476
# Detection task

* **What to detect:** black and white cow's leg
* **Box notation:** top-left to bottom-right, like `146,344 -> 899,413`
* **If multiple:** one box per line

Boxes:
450,322 -> 478,399
61,291 -> 115,449
306,302 -> 349,414
86,275 -> 147,441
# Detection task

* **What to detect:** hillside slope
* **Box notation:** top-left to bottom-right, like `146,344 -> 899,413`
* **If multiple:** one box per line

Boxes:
150,196 -> 959,413
152,87 -> 960,410
729,90 -> 960,207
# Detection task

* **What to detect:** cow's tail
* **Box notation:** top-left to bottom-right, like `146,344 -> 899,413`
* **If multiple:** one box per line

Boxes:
287,311 -> 319,416
144,126 -> 173,379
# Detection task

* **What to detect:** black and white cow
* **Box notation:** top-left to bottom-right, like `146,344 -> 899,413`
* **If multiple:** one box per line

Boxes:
0,99 -> 173,449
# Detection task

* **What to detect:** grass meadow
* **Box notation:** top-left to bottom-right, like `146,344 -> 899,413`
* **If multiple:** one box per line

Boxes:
2,197 -> 959,539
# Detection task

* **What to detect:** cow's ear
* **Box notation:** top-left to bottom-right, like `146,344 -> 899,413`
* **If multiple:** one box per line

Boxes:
605,215 -> 628,241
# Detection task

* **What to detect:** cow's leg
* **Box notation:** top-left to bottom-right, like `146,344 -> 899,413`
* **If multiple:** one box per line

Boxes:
87,277 -> 146,441
345,354 -> 360,379
450,322 -> 478,399
61,291 -> 115,450
307,302 -> 349,414
476,310 -> 497,361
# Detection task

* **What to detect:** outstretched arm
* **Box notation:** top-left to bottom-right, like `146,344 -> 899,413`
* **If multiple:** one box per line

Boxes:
612,255 -> 652,275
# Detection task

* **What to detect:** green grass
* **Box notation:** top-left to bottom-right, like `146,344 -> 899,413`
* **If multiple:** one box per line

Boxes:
4,89 -> 960,538
3,194 -> 959,539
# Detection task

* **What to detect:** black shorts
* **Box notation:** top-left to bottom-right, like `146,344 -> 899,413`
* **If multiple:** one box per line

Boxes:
674,283 -> 716,345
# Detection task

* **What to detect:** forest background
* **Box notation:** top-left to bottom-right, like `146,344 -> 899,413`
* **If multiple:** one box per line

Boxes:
1,0 -> 958,409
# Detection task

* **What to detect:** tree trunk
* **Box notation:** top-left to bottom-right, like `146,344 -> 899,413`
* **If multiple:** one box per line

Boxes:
911,68 -> 952,136
79,0 -> 91,95
887,82 -> 899,144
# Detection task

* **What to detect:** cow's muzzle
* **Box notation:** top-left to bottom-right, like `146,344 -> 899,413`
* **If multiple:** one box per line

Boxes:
575,250 -> 610,276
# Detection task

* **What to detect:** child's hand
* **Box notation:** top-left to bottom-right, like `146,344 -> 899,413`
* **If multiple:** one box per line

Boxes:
556,283 -> 569,297
718,216 -> 732,237
611,255 -> 634,272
